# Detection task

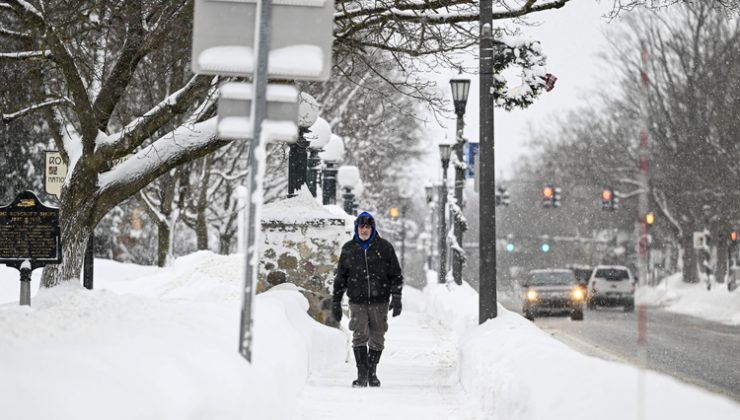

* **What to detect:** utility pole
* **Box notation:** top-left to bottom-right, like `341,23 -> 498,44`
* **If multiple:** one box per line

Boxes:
479,0 -> 497,322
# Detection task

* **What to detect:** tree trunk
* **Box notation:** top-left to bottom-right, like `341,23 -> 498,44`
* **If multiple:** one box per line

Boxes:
41,167 -> 97,287
680,230 -> 699,283
158,222 -> 170,267
196,208 -> 208,250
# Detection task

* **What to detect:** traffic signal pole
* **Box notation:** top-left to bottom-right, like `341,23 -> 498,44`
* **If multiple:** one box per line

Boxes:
479,0 -> 497,323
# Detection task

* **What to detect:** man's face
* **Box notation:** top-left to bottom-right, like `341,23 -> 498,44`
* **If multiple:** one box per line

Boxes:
358,224 -> 373,241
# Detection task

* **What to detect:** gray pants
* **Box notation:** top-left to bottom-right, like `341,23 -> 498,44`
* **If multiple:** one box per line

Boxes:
349,302 -> 389,350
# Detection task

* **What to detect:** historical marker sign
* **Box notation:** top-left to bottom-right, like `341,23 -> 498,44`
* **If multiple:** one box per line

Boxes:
0,190 -> 62,270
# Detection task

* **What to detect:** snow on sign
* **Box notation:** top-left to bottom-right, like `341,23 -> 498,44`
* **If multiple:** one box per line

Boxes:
45,151 -> 68,198
191,0 -> 334,81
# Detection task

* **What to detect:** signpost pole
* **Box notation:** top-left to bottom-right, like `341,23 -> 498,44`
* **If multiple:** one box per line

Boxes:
20,265 -> 31,306
83,234 -> 94,290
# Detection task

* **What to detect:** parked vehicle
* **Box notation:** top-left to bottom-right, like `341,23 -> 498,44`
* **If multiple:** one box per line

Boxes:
521,269 -> 585,321
587,265 -> 635,311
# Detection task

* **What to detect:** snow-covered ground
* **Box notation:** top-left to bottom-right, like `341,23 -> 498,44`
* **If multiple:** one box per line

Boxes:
1,254 -> 738,419
638,272 -> 740,325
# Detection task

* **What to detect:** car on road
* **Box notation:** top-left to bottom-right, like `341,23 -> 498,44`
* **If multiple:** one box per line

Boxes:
521,269 -> 585,321
567,264 -> 593,299
587,265 -> 635,311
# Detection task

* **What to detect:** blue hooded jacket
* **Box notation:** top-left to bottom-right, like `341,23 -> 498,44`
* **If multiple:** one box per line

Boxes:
353,211 -> 377,250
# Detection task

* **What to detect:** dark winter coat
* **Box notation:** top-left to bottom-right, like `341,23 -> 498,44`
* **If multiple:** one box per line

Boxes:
332,231 -> 403,305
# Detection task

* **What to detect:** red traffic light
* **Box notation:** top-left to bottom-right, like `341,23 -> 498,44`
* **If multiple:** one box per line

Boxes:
732,231 -> 738,242
601,189 -> 613,201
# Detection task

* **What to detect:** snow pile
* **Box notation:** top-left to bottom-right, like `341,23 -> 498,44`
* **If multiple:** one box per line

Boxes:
637,272 -> 740,325
423,272 -> 740,420
0,252 -> 344,420
262,186 -> 341,223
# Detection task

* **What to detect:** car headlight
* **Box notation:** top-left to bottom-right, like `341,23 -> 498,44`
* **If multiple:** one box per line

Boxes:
526,289 -> 538,301
572,288 -> 584,300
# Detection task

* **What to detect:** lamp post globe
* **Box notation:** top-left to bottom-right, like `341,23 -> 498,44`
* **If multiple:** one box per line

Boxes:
449,78 -> 471,116
319,134 -> 344,205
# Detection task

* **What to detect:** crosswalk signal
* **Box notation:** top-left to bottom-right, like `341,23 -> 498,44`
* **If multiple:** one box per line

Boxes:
731,230 -> 737,242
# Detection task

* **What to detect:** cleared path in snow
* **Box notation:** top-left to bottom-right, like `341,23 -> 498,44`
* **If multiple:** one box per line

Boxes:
293,307 -> 480,420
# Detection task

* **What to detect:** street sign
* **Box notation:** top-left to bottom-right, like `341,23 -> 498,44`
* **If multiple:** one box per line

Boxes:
466,142 -> 479,179
191,0 -> 334,81
217,82 -> 298,141
693,231 -> 705,249
45,151 -> 68,198
0,191 -> 61,270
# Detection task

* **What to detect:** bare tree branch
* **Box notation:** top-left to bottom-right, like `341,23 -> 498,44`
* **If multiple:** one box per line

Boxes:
0,49 -> 51,60
1,97 -> 72,123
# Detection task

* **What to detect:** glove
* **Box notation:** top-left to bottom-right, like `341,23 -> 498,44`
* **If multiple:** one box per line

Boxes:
389,294 -> 402,317
331,300 -> 342,322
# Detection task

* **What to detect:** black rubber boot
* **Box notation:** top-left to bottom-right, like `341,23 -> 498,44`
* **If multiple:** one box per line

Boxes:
368,348 -> 382,387
352,346 -> 369,388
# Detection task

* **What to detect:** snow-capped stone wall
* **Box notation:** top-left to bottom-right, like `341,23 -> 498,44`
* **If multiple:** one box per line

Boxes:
258,188 -> 353,325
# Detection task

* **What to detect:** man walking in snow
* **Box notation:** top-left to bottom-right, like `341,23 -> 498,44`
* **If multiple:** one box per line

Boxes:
332,211 -> 403,388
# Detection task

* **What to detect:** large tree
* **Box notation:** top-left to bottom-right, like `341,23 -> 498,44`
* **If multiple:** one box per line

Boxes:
0,0 -> 573,286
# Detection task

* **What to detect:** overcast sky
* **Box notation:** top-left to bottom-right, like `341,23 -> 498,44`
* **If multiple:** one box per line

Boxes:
418,0 -> 617,183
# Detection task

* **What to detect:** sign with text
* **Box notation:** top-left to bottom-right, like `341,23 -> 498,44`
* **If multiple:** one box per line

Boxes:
0,191 -> 62,270
45,151 -> 68,198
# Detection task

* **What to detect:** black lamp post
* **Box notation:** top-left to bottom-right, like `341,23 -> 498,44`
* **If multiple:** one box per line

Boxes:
305,117 -> 331,198
450,77 -> 471,286
438,143 -> 452,284
320,134 -> 344,205
425,184 -> 435,270
289,92 -> 319,197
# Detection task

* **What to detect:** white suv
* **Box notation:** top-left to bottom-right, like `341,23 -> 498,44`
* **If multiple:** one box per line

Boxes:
587,265 -> 635,312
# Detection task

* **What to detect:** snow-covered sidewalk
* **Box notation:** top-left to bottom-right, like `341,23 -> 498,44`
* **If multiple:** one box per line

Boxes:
295,310 -> 477,420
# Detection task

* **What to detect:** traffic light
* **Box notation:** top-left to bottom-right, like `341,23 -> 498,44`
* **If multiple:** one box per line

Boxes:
495,185 -> 510,206
389,207 -> 400,218
505,234 -> 515,252
731,230 -> 737,243
542,184 -> 554,208
541,242 -> 550,253
601,187 -> 618,211
553,187 -> 562,208
646,212 -> 655,225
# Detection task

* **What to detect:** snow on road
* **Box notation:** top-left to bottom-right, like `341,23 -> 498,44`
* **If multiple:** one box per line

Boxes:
295,310 -> 479,420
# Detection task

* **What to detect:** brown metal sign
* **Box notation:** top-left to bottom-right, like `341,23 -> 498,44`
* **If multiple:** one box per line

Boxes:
0,190 -> 62,270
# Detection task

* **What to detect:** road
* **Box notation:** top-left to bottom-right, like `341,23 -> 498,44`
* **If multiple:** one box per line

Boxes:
505,302 -> 740,402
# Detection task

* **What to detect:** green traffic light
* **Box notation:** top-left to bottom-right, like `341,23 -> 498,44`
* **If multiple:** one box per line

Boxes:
541,243 -> 550,253
506,243 -> 515,252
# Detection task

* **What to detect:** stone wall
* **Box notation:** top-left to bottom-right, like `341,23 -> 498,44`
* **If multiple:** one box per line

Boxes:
258,218 -> 350,325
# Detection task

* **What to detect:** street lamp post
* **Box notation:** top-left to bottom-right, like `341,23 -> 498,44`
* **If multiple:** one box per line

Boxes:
337,165 -> 363,216
319,134 -> 344,205
305,117 -> 331,198
289,92 -> 319,196
425,183 -> 435,271
438,143 -> 452,284
450,78 -> 471,286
